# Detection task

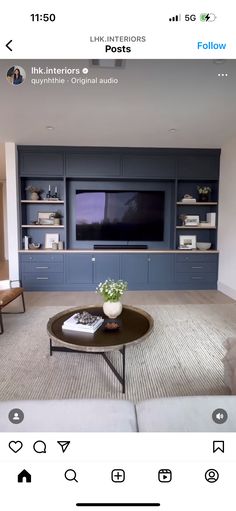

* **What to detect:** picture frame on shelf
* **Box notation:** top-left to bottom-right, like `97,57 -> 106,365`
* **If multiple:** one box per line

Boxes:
179,235 -> 197,250
45,233 -> 59,249
184,215 -> 200,226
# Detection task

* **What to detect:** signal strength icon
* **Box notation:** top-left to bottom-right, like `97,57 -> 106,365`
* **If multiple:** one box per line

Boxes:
169,14 -> 181,22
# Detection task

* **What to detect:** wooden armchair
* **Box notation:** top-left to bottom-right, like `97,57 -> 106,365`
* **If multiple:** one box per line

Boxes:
0,280 -> 25,334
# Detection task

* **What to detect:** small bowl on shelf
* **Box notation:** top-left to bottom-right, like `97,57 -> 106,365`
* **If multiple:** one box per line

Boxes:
196,242 -> 211,251
29,243 -> 41,250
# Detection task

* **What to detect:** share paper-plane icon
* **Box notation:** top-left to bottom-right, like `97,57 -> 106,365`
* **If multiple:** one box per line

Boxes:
57,441 -> 70,453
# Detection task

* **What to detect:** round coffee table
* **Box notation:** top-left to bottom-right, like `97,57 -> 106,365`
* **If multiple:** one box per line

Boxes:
47,305 -> 153,393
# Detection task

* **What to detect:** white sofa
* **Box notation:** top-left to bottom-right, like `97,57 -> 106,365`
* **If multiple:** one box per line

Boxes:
222,337 -> 236,394
0,396 -> 236,432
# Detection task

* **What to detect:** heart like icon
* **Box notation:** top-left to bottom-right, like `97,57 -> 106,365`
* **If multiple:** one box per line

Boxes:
9,441 -> 23,453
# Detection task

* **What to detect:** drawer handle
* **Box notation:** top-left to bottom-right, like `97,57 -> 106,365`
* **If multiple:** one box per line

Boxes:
192,266 -> 203,269
191,276 -> 203,280
36,266 -> 49,269
36,277 -> 49,280
91,257 -> 95,262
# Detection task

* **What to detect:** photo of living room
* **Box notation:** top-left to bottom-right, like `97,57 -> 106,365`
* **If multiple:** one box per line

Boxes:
0,59 -> 236,432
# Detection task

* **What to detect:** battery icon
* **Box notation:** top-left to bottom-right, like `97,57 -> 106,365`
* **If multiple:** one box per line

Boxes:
200,13 -> 216,22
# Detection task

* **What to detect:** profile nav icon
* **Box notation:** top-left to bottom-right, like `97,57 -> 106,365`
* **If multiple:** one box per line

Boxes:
57,441 -> 70,453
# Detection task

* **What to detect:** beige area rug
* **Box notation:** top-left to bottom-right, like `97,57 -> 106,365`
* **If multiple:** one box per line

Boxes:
0,304 -> 235,402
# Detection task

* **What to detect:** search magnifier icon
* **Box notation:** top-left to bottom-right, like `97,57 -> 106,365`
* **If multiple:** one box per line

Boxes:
65,469 -> 78,482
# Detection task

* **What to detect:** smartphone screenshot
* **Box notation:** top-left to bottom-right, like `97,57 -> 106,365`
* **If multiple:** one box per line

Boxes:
0,1 -> 236,509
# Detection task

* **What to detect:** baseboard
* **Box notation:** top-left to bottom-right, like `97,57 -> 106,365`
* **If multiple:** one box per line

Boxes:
218,281 -> 236,300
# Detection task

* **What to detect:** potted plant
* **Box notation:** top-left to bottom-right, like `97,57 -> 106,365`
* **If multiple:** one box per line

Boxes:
25,186 -> 43,201
197,185 -> 212,202
49,210 -> 63,225
96,279 -> 128,318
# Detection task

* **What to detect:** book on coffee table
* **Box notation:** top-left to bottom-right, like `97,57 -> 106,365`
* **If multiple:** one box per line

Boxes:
62,312 -> 104,333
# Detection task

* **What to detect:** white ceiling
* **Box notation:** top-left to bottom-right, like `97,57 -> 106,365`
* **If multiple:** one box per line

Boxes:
0,59 -> 235,148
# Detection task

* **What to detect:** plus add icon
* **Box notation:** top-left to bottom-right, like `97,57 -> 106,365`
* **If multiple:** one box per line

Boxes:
111,469 -> 125,483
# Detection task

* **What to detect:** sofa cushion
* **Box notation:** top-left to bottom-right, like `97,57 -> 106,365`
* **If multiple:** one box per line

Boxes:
136,396 -> 236,432
222,337 -> 236,393
0,399 -> 137,432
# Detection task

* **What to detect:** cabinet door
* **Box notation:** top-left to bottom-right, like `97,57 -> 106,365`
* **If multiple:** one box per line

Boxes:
177,154 -> 219,179
19,151 -> 64,177
65,254 -> 93,284
120,254 -> 148,285
123,155 -> 176,179
148,254 -> 174,286
93,254 -> 120,284
66,153 -> 121,177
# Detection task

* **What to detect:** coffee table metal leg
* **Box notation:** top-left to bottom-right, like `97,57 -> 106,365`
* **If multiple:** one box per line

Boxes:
122,345 -> 126,394
49,339 -> 126,393
102,345 -> 126,393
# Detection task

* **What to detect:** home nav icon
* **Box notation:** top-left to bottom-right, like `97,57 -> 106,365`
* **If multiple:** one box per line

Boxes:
17,469 -> 32,483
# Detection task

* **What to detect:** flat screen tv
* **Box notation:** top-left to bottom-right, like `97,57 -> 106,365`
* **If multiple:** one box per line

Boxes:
75,190 -> 165,241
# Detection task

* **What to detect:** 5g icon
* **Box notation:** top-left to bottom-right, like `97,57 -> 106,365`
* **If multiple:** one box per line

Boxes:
185,14 -> 196,21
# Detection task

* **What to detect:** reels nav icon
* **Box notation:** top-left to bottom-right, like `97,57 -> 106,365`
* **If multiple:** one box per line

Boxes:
169,14 -> 181,22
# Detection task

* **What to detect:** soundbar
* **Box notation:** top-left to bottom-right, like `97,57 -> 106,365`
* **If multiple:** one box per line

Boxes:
94,244 -> 148,250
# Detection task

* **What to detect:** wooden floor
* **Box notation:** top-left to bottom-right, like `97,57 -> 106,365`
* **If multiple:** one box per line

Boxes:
0,260 -> 9,280
24,289 -> 235,307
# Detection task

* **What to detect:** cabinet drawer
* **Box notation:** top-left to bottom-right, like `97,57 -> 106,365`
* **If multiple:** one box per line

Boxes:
175,272 -> 217,283
175,253 -> 218,263
175,262 -> 218,273
22,272 -> 64,286
22,262 -> 64,273
21,254 -> 64,263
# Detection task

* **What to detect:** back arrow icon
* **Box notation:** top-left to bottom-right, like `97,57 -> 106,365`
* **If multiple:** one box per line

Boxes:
6,40 -> 13,51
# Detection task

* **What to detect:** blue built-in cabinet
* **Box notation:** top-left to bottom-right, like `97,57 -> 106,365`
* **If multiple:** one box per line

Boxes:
18,146 -> 220,291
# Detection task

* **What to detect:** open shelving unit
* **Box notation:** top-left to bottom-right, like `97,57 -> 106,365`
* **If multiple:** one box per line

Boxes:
19,177 -> 66,249
175,179 -> 218,250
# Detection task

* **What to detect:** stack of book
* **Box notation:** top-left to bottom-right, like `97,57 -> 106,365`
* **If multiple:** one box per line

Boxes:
62,311 -> 104,333
181,197 -> 196,204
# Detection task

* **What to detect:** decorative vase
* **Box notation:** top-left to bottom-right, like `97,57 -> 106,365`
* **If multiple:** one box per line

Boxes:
198,193 -> 210,202
53,218 -> 60,225
31,192 -> 39,200
103,300 -> 122,319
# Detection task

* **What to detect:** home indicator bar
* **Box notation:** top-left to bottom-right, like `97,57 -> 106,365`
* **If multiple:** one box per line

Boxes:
76,505 -> 161,507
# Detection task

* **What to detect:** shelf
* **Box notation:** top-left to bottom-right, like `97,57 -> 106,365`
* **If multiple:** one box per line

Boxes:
21,200 -> 64,204
21,225 -> 64,228
176,226 -> 216,229
177,202 -> 218,205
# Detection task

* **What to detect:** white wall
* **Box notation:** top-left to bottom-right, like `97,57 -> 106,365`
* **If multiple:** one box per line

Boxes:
5,143 -> 19,280
0,143 -> 8,260
218,136 -> 236,299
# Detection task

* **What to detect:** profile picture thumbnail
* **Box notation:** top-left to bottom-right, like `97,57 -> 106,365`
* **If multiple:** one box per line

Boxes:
6,65 -> 26,86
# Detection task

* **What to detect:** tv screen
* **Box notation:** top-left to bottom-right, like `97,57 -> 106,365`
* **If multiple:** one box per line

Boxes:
75,190 -> 165,241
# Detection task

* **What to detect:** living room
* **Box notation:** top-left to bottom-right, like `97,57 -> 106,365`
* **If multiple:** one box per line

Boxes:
0,59 -> 236,431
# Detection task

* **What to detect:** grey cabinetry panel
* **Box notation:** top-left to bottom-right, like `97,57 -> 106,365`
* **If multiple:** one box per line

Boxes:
93,254 -> 120,283
120,254 -> 148,285
19,152 -> 64,177
66,153 -> 121,177
148,254 -> 174,287
177,154 -> 219,179
174,253 -> 218,289
20,253 -> 64,290
65,253 -> 93,284
123,155 -> 176,178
